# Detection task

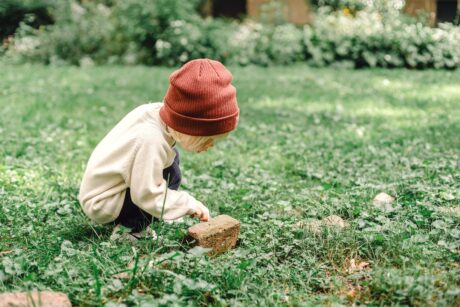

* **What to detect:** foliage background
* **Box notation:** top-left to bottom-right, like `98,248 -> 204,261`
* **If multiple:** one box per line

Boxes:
1,0 -> 460,68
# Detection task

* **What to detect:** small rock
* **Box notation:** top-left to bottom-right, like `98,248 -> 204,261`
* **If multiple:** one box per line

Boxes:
295,215 -> 349,233
373,192 -> 397,212
322,215 -> 349,228
438,206 -> 460,216
187,215 -> 240,256
373,192 -> 395,206
0,291 -> 71,307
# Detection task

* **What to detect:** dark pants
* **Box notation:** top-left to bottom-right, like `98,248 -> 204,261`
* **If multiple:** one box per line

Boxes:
114,148 -> 181,232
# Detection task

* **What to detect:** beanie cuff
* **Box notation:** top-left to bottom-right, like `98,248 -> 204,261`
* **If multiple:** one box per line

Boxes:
160,100 -> 239,136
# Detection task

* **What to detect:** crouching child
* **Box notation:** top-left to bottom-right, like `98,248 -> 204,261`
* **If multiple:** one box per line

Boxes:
78,59 -> 239,237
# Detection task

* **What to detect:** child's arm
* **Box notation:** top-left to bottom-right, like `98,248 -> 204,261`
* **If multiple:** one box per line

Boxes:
127,135 -> 209,221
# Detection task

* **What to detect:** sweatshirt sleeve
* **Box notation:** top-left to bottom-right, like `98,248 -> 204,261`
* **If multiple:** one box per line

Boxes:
126,135 -> 200,221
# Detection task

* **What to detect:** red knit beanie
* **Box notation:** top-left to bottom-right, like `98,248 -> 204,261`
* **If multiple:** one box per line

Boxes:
160,58 -> 239,136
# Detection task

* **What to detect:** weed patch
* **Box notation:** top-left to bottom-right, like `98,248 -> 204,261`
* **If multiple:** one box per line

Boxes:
0,65 -> 459,305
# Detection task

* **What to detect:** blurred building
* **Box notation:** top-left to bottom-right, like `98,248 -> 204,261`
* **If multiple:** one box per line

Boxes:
201,0 -> 312,24
201,0 -> 459,26
404,0 -> 460,25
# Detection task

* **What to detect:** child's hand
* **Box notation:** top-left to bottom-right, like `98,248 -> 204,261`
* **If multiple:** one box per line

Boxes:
191,201 -> 210,222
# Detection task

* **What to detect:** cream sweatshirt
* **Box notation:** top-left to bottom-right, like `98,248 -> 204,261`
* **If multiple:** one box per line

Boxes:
78,102 -> 201,224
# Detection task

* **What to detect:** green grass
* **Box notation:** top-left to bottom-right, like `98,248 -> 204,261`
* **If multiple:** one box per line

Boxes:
1,63 -> 459,306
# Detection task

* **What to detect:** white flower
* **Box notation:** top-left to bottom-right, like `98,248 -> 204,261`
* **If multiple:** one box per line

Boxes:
179,52 -> 188,62
155,39 -> 171,50
96,4 -> 111,17
71,2 -> 86,17
170,20 -> 185,27
12,36 -> 40,53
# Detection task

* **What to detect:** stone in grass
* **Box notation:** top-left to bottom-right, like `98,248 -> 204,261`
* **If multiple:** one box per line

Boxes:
373,192 -> 395,206
438,206 -> 460,216
0,291 -> 71,307
295,215 -> 349,233
187,215 -> 240,256
322,215 -> 349,228
373,192 -> 397,212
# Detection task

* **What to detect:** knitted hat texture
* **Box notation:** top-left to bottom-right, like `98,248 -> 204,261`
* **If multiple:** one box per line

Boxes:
160,59 -> 239,136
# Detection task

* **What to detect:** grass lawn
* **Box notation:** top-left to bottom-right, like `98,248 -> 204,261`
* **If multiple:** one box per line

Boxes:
1,64 -> 459,306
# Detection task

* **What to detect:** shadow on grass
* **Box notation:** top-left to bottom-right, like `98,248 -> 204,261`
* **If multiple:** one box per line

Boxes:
56,222 -> 113,243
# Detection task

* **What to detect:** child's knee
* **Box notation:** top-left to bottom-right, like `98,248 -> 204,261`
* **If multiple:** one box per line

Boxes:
80,193 -> 125,224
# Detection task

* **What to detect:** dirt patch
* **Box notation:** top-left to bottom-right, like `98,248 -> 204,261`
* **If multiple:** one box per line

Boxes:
0,291 -> 71,307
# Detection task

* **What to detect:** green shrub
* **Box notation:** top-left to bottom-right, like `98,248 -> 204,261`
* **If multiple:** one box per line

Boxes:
225,21 -> 304,66
5,1 -> 120,65
226,21 -> 272,66
398,23 -> 460,69
199,19 -> 240,64
153,18 -> 245,67
111,0 -> 203,65
269,24 -> 304,64
303,8 -> 460,69
154,20 -> 206,66
4,0 -> 204,65
2,0 -> 460,69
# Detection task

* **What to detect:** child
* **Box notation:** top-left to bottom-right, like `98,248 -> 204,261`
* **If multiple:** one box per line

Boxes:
78,59 -> 239,235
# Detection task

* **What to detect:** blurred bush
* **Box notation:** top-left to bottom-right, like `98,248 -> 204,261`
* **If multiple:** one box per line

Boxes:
303,6 -> 460,69
2,0 -> 460,69
112,0 -> 204,65
3,1 -> 121,65
0,0 -> 54,40
3,0 -> 205,65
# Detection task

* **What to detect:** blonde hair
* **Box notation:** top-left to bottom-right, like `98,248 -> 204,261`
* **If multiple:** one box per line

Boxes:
168,128 -> 228,152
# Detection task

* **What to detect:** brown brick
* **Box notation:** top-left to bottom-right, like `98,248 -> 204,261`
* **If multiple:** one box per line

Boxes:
0,291 -> 71,307
187,215 -> 240,256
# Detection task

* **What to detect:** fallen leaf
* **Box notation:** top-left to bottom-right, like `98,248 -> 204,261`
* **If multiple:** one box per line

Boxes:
346,288 -> 357,299
347,258 -> 370,274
